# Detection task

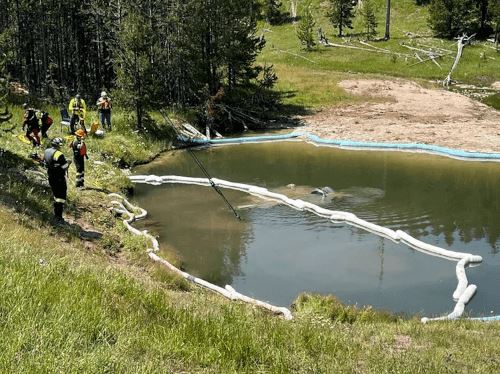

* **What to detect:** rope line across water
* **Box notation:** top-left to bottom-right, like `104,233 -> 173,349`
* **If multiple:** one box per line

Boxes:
128,175 -> 488,322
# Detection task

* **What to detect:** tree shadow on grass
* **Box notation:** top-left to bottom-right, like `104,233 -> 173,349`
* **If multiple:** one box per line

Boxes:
0,148 -> 101,242
262,90 -> 313,129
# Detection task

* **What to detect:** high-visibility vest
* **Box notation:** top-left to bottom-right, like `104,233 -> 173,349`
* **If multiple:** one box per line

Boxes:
71,139 -> 87,158
44,148 -> 68,178
68,98 -> 87,118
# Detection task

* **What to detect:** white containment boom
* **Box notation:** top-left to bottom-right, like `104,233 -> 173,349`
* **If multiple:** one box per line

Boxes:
125,175 -> 486,322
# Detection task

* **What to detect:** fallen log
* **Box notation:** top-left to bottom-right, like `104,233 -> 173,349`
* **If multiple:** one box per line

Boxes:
271,47 -> 317,64
359,40 -> 408,57
324,42 -> 400,56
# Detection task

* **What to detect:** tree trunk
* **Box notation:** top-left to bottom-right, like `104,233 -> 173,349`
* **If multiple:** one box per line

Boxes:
384,0 -> 391,40
496,24 -> 499,51
290,0 -> 297,23
39,0 -> 48,96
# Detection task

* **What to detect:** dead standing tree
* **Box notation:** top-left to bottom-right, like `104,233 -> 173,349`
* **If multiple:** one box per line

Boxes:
290,0 -> 299,23
443,34 -> 475,87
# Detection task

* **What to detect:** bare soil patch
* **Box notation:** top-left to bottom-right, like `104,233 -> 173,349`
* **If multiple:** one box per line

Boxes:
301,79 -> 500,153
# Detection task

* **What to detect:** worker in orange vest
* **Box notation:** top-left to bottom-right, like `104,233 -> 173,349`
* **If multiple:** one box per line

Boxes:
69,129 -> 89,188
96,91 -> 112,130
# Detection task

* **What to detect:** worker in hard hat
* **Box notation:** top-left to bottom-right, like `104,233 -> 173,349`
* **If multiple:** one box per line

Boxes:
96,91 -> 112,130
44,137 -> 71,224
69,129 -> 89,188
68,94 -> 87,134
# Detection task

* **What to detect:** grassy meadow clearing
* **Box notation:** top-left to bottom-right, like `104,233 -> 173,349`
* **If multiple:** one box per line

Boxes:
257,0 -> 500,109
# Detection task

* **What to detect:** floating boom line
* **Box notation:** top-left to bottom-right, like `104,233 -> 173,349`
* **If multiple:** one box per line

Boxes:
130,174 -> 485,323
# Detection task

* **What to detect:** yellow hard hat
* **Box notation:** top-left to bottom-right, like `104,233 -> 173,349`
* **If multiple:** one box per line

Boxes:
75,129 -> 86,138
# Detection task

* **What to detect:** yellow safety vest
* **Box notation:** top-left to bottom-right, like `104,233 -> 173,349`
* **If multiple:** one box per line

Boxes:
68,98 -> 87,118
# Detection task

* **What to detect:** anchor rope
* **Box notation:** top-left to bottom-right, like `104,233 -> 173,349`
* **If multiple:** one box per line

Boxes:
159,110 -> 241,220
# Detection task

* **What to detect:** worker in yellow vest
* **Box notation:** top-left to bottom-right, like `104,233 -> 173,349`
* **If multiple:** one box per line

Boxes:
68,94 -> 87,134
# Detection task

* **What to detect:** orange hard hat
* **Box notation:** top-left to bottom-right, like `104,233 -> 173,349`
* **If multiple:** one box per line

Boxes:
75,129 -> 86,137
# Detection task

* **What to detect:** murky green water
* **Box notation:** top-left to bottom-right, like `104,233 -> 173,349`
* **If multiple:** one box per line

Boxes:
134,141 -> 500,316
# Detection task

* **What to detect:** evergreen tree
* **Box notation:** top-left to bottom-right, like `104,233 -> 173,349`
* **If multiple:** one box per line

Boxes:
428,0 -> 481,38
327,0 -> 355,37
0,26 -> 12,123
490,0 -> 500,49
113,10 -> 156,129
359,0 -> 378,40
180,0 -> 264,95
297,3 -> 316,50
263,0 -> 282,24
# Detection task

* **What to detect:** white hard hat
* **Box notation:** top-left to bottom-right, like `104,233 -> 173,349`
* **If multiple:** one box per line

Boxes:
101,91 -> 107,97
51,137 -> 64,148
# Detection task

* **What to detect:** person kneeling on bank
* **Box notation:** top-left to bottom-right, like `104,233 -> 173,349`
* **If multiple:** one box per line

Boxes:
70,129 -> 89,188
22,103 -> 41,147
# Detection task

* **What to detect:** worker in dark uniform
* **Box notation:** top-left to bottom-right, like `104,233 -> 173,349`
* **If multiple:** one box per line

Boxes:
69,129 -> 88,188
44,137 -> 71,223
22,103 -> 41,146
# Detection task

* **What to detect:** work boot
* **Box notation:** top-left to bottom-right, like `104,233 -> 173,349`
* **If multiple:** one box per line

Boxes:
54,202 -> 64,219
52,216 -> 67,226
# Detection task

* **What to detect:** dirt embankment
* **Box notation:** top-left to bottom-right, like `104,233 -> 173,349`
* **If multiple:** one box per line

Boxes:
301,79 -> 500,153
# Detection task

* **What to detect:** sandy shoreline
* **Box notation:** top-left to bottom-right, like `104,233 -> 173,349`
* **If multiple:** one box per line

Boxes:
300,79 -> 500,153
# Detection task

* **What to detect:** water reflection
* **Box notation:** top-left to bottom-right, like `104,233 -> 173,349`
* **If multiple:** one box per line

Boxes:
138,184 -> 252,285
134,142 -> 500,314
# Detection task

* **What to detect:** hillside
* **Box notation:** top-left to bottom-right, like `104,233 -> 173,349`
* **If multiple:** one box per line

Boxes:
257,0 -> 500,109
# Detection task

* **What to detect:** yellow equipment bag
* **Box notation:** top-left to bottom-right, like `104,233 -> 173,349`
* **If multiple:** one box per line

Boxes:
17,133 -> 32,145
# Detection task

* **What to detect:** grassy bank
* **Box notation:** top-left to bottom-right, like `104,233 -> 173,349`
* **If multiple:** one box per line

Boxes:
258,0 -> 500,110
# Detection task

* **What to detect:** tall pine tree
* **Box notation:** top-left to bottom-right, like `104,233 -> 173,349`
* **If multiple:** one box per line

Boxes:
263,0 -> 282,24
297,3 -> 316,50
327,0 -> 355,37
359,0 -> 378,40
490,0 -> 500,48
428,0 -> 481,38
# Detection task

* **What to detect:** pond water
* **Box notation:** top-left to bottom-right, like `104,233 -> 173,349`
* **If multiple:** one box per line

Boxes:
134,141 -> 500,316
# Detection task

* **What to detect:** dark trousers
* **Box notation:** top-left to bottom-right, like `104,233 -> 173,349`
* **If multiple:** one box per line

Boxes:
74,156 -> 85,187
41,123 -> 51,138
25,127 -> 40,146
70,114 -> 86,134
49,176 -> 67,219
100,111 -> 111,130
